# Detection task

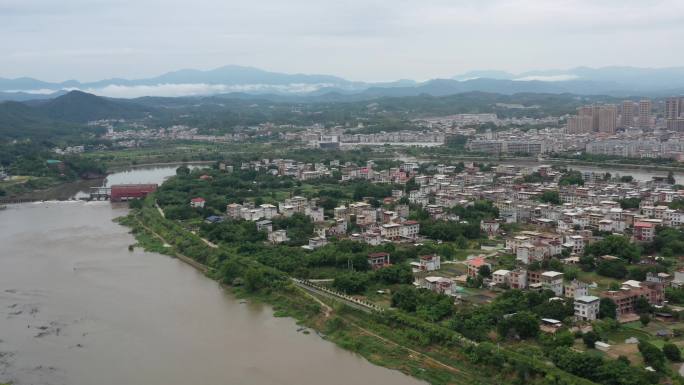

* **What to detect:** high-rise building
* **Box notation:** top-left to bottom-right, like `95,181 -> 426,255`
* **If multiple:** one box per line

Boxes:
665,97 -> 684,120
569,104 -> 617,134
592,104 -> 601,132
578,106 -> 593,119
621,101 -> 634,128
598,105 -> 617,133
667,119 -> 684,131
638,99 -> 652,129
567,115 -> 593,134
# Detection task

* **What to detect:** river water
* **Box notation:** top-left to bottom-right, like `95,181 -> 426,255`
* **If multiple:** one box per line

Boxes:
0,166 -> 423,385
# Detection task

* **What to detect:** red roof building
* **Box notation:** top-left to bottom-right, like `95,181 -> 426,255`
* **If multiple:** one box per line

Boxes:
110,184 -> 158,202
633,222 -> 655,242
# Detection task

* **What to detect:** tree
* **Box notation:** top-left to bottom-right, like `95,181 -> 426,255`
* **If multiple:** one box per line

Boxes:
640,314 -> 651,326
176,165 -> 191,176
596,259 -> 628,278
333,272 -> 369,294
455,235 -> 468,249
374,264 -> 413,284
497,311 -> 540,340
391,286 -> 419,312
539,191 -> 560,205
559,170 -> 584,186
617,355 -> 630,365
478,265 -> 492,279
638,340 -> 666,371
585,235 -> 641,263
634,297 -> 651,315
599,298 -> 617,319
663,343 -> 682,362
618,197 -> 641,210
583,331 -> 599,348
667,171 -> 676,185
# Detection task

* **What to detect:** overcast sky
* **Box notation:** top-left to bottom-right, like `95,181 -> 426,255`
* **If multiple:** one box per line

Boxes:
1,0 -> 683,82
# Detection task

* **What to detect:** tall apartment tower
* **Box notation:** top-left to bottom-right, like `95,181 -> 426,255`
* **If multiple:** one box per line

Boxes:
638,99 -> 652,129
666,97 -> 684,131
598,105 -> 617,133
665,97 -> 684,120
591,104 -> 601,132
566,115 -> 593,134
621,101 -> 634,128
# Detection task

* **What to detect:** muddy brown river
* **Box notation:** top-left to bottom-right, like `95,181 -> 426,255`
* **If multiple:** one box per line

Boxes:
0,167 -> 424,385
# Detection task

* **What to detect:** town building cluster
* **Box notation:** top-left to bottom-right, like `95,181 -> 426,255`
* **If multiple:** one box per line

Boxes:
196,156 -> 684,323
361,160 -> 683,322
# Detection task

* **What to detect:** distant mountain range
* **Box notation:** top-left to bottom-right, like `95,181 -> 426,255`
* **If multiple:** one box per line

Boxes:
2,65 -> 684,101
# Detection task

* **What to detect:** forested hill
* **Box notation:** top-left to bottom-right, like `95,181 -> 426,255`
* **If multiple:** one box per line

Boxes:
0,91 -> 156,140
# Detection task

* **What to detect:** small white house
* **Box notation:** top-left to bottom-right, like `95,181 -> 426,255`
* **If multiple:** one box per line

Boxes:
411,255 -> 441,272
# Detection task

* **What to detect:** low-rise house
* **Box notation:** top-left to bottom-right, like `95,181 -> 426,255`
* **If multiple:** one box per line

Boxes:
564,279 -> 589,298
256,220 -> 273,233
466,256 -> 490,277
260,204 -> 278,219
305,206 -> 325,222
492,269 -> 511,286
633,222 -> 655,242
600,281 -> 664,317
420,276 -> 454,295
400,221 -> 420,240
190,197 -> 206,208
204,215 -> 223,224
541,271 -> 564,296
226,203 -> 243,218
480,220 -> 500,236
368,252 -> 391,270
509,268 -> 528,289
268,229 -> 289,244
673,269 -> 684,288
563,235 -> 585,255
303,237 -> 328,250
646,272 -> 672,286
574,295 -> 600,321
363,231 -> 383,246
411,254 -> 441,272
540,318 -> 563,333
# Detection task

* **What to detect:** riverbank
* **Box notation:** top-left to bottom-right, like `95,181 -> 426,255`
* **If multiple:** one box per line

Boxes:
117,210 -> 487,384
118,203 -> 598,385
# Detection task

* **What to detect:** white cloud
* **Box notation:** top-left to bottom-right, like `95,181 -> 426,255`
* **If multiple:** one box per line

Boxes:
71,83 -> 336,98
514,75 -> 579,82
4,88 -> 58,94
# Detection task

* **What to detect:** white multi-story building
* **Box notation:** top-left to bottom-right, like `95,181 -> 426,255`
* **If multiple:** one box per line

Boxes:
574,295 -> 600,321
400,221 -> 420,240
541,271 -> 564,297
492,269 -> 511,286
